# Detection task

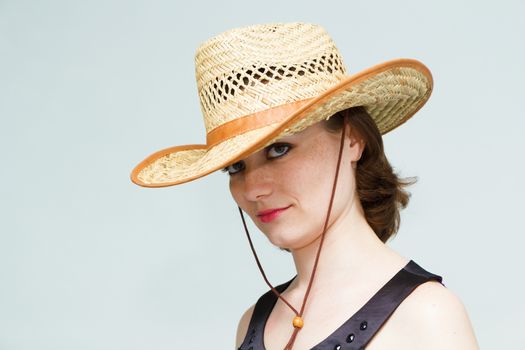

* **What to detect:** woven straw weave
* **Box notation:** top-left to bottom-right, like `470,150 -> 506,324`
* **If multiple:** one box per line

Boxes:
131,22 -> 432,187
195,23 -> 347,132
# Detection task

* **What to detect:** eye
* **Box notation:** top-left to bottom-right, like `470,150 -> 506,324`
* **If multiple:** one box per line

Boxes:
266,143 -> 292,159
221,161 -> 245,175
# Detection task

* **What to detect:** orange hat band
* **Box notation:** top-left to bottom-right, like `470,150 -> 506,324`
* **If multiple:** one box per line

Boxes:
205,98 -> 315,147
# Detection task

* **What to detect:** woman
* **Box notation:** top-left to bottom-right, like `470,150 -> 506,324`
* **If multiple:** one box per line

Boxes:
131,22 -> 478,349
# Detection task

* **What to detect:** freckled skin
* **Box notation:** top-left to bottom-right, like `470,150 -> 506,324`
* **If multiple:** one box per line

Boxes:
232,122 -> 480,350
228,121 -> 362,251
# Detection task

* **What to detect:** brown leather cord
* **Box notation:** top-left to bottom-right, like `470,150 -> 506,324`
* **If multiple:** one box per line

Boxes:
238,207 -> 300,316
238,115 -> 349,350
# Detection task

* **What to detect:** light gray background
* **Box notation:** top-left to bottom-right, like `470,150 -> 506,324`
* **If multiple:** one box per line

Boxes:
1,0 -> 523,349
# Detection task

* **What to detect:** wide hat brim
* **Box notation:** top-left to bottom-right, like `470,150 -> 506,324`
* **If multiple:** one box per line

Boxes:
131,58 -> 433,188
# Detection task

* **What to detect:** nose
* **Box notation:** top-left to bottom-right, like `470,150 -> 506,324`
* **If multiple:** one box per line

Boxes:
242,164 -> 273,202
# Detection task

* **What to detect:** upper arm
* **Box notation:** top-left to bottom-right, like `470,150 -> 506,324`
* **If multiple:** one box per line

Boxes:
407,281 -> 479,349
235,303 -> 256,349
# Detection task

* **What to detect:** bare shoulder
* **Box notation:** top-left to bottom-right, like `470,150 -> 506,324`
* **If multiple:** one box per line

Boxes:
235,303 -> 256,349
395,280 -> 479,349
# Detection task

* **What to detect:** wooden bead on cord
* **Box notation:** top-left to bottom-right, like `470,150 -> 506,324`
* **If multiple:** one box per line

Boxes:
292,316 -> 304,329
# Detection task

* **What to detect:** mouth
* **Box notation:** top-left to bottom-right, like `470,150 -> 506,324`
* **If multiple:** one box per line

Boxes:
256,205 -> 291,223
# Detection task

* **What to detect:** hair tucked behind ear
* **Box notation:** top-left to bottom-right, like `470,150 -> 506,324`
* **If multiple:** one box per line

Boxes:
324,106 -> 417,243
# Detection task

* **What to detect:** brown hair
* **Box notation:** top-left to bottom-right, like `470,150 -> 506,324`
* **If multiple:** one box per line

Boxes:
324,106 -> 417,242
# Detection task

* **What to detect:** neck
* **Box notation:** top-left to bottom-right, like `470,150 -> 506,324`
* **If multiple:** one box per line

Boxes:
288,197 -> 399,293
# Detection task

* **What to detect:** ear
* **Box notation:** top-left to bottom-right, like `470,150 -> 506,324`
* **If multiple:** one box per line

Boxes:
346,124 -> 365,162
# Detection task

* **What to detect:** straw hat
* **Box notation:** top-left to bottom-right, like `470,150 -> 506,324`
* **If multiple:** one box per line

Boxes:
130,22 -> 433,188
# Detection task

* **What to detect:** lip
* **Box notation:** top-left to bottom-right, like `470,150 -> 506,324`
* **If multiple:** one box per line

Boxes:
256,205 -> 291,223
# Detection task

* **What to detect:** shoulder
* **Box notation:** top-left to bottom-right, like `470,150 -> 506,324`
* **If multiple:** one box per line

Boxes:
396,280 -> 479,349
235,303 -> 256,349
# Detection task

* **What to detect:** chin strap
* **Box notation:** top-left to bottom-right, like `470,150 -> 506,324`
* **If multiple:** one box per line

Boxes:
238,115 -> 349,350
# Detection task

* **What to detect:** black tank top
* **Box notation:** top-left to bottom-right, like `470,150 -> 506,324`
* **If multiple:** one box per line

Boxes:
238,260 -> 444,350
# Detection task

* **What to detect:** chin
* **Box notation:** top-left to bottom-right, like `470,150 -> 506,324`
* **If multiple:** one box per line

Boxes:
263,226 -> 321,251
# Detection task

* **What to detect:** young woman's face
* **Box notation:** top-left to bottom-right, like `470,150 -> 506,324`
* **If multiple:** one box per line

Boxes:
226,121 -> 364,251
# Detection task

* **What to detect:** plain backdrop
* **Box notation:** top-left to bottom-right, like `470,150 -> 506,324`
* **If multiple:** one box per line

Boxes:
1,0 -> 524,349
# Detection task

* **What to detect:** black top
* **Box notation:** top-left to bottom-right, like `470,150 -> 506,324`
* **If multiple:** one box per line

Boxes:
238,260 -> 444,350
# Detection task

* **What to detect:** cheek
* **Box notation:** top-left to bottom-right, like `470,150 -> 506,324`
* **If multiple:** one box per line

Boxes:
292,143 -> 355,216
274,150 -> 336,231
294,144 -> 339,194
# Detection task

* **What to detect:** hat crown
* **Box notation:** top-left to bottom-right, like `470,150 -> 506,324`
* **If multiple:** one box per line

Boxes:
194,22 -> 348,133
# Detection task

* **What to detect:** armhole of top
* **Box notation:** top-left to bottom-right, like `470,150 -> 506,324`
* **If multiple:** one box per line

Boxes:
236,303 -> 255,349
238,276 -> 296,350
